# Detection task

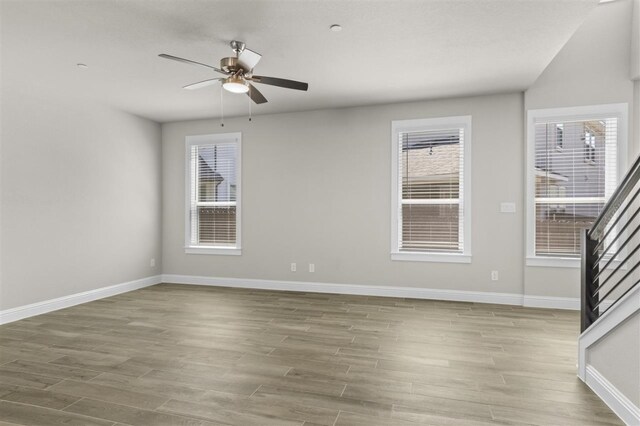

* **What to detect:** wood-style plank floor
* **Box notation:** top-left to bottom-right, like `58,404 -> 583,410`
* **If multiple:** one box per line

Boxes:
0,284 -> 622,425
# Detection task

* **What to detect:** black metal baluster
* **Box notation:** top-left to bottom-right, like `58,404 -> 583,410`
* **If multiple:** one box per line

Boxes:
581,229 -> 599,333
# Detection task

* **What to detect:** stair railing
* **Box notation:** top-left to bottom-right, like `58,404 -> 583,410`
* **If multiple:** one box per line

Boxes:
581,153 -> 640,332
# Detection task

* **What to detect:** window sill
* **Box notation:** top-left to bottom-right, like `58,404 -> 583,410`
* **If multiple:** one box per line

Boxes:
185,247 -> 242,256
526,256 -> 579,268
391,252 -> 471,264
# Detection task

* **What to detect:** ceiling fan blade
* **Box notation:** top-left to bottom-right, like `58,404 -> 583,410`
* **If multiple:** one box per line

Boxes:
158,54 -> 227,75
238,48 -> 262,71
247,83 -> 268,104
252,75 -> 308,91
183,78 -> 224,90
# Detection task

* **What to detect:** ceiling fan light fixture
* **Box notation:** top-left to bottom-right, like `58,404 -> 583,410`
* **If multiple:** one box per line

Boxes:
223,76 -> 249,93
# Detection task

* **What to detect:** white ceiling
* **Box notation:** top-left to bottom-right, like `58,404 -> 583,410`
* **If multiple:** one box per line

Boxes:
1,0 -> 599,123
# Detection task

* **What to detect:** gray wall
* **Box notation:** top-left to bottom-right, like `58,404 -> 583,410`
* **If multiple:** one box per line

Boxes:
635,81 -> 640,158
632,0 -> 640,80
162,92 -> 525,295
588,312 -> 640,405
0,90 -> 162,310
524,0 -> 636,299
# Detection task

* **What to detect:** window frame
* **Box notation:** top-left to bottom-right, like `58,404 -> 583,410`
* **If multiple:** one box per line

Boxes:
526,104 -> 627,268
184,132 -> 242,256
390,116 -> 472,263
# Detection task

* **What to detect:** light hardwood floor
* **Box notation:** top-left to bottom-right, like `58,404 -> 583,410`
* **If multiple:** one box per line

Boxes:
0,284 -> 623,425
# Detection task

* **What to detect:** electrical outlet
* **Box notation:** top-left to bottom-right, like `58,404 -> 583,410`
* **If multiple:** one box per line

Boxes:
491,270 -> 499,281
309,263 -> 315,273
290,263 -> 297,272
150,258 -> 156,268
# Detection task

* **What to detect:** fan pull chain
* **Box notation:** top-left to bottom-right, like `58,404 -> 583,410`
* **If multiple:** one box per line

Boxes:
220,89 -> 224,127
249,89 -> 252,122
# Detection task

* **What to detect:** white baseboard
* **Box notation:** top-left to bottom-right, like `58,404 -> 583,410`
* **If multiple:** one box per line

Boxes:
162,274 -> 529,306
585,365 -> 640,426
523,295 -> 579,310
522,296 -> 614,311
0,273 -> 585,326
0,275 -> 162,325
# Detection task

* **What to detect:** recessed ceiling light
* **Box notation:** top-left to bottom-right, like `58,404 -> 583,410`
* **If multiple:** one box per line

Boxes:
329,24 -> 342,32
599,0 -> 617,3
77,63 -> 88,69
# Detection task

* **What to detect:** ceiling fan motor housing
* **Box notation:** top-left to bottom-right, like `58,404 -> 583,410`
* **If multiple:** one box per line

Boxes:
220,57 -> 241,74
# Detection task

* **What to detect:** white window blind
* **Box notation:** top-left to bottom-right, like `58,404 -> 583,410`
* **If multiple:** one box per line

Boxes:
394,122 -> 467,255
534,118 -> 618,257
186,134 -> 240,252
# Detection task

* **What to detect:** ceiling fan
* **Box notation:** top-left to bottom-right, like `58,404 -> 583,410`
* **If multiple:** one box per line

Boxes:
159,40 -> 309,105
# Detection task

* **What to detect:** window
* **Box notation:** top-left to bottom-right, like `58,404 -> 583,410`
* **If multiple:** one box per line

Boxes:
185,133 -> 241,255
391,116 -> 471,263
527,104 -> 627,267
